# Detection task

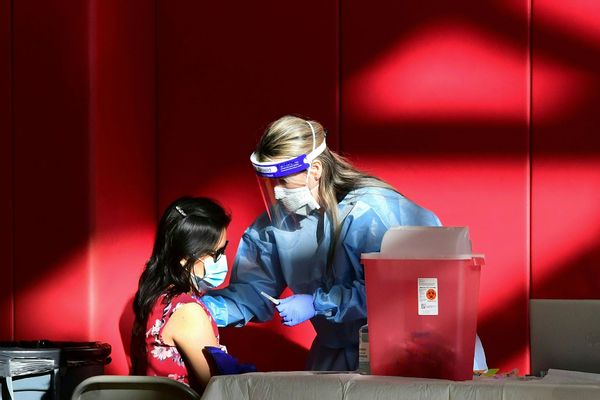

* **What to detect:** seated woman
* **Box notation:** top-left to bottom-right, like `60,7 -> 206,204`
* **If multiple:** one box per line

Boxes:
132,196 -> 234,393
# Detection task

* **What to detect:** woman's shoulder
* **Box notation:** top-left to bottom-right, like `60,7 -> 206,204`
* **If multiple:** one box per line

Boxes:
164,295 -> 219,346
344,186 -> 441,226
343,186 -> 403,205
149,292 -> 210,321
171,301 -> 210,320
170,293 -> 210,312
167,293 -> 215,329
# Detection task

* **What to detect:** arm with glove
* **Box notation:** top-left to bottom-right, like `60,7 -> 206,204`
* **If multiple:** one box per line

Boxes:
276,294 -> 316,326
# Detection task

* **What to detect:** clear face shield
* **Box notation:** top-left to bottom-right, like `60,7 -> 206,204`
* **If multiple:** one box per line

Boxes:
250,128 -> 327,227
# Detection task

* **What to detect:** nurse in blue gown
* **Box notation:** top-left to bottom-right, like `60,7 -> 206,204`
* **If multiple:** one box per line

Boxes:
202,115 -> 487,372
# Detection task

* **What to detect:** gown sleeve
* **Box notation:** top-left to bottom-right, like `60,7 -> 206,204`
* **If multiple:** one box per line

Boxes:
202,225 -> 287,327
313,193 -> 442,323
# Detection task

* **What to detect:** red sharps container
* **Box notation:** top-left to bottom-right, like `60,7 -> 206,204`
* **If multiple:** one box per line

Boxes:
362,226 -> 484,381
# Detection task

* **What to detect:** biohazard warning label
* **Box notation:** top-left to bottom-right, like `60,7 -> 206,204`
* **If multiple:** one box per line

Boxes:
418,278 -> 438,316
426,288 -> 437,300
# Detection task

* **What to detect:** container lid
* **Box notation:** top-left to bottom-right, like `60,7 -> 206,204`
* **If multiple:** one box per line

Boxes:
361,226 -> 483,260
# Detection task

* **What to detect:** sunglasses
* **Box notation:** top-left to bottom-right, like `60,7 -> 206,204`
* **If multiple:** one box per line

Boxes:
208,240 -> 228,262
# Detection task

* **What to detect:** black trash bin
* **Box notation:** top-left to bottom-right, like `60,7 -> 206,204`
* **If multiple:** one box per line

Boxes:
0,340 -> 111,400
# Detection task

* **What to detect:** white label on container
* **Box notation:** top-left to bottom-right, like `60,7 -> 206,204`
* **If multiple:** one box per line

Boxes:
418,278 -> 438,315
359,339 -> 369,363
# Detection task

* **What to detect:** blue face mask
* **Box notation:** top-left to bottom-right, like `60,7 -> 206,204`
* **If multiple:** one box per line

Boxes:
193,255 -> 228,292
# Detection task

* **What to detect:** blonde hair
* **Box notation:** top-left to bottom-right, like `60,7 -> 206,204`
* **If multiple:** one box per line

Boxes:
255,115 -> 396,231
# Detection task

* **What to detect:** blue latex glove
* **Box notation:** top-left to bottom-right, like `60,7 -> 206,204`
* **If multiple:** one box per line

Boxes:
276,294 -> 316,326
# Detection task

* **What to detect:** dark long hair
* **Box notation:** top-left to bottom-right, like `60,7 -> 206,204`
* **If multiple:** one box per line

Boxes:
133,196 -> 231,324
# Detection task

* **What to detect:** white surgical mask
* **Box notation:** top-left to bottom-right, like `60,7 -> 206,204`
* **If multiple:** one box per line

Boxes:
192,255 -> 228,292
273,170 -> 320,216
274,185 -> 320,216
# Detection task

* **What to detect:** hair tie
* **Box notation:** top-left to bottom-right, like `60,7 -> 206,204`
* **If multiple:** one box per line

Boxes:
175,206 -> 187,217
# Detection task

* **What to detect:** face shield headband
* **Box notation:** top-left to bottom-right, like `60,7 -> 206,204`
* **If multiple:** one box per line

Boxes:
249,132 -> 327,178
249,121 -> 326,224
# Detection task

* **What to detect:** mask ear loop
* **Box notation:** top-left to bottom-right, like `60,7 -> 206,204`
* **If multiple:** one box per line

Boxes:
189,258 -> 209,295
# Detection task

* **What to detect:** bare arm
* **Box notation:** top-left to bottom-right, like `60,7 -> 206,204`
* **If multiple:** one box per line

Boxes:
162,302 -> 218,388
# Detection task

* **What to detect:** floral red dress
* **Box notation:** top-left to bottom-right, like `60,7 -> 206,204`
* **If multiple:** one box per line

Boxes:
145,292 -> 219,386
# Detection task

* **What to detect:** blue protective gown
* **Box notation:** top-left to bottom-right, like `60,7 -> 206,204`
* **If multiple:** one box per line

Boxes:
203,187 -> 486,371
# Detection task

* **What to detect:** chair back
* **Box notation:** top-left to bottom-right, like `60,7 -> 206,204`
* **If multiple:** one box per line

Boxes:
71,375 -> 202,400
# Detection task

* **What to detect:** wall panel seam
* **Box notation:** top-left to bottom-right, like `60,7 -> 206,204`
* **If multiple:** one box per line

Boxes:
337,0 -> 342,153
154,0 -> 160,221
528,0 -> 534,300
9,0 -> 15,340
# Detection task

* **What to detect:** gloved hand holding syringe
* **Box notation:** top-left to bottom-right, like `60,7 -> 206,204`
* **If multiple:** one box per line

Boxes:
260,291 -> 280,305
261,291 -> 316,326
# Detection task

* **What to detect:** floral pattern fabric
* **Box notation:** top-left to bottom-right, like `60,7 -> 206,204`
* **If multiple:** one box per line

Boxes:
145,292 -> 219,386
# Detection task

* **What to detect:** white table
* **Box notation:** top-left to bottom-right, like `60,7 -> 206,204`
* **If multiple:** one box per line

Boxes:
201,369 -> 600,400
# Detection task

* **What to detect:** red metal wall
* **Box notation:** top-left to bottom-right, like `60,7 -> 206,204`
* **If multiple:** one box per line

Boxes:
12,0 -> 92,339
2,0 -> 157,374
88,0 -> 157,373
531,0 -> 600,299
1,0 -> 599,376
0,0 -> 13,341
